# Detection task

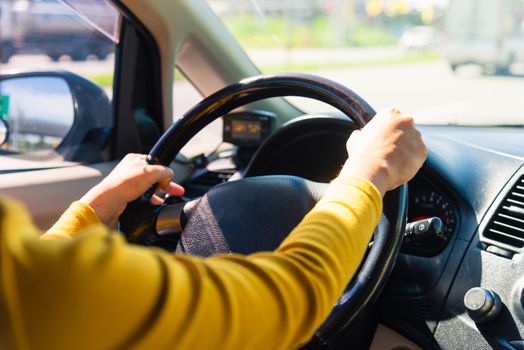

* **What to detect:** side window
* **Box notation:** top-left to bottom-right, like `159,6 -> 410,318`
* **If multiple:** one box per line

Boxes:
0,0 -> 120,164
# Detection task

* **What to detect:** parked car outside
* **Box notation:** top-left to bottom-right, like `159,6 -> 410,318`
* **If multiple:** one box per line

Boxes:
444,0 -> 524,74
0,0 -> 115,63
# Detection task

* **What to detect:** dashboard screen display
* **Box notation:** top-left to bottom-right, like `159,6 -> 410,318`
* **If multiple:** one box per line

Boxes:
223,112 -> 274,146
231,120 -> 262,141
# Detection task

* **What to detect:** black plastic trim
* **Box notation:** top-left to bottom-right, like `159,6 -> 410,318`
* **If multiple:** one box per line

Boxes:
108,0 -> 164,157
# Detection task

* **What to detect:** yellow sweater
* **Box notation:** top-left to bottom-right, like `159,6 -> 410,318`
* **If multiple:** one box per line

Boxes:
0,176 -> 381,350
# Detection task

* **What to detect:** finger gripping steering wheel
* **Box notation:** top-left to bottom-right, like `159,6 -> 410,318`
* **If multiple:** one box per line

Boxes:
121,73 -> 407,348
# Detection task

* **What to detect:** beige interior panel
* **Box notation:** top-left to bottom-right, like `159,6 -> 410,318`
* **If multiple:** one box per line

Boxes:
0,162 -> 116,230
0,160 -> 192,231
369,324 -> 423,350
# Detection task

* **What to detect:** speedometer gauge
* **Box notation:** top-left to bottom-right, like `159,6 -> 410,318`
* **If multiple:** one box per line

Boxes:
409,189 -> 457,238
406,188 -> 458,255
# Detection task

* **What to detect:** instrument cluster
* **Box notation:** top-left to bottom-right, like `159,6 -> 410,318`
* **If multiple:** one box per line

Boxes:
404,175 -> 459,256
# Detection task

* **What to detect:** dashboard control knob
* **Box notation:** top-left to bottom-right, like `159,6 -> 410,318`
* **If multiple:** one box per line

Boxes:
464,287 -> 502,324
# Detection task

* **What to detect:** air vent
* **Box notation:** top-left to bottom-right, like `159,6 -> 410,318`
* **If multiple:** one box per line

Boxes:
484,176 -> 524,249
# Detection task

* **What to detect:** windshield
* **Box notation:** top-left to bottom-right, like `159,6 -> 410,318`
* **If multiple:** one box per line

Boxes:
207,0 -> 524,126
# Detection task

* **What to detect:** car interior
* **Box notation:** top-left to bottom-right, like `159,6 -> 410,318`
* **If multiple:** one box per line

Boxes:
2,0 -> 524,349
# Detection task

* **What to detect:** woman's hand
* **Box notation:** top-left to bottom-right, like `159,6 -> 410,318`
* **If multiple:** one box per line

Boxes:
80,154 -> 185,227
340,108 -> 427,197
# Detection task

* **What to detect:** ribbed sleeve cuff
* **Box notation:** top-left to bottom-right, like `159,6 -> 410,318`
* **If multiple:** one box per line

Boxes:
43,201 -> 101,240
323,175 -> 383,220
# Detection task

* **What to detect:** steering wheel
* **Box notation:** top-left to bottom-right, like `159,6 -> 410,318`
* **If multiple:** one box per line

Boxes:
120,73 -> 407,348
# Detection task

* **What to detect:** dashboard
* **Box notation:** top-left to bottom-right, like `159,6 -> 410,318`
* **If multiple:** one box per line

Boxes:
383,125 -> 524,349
185,114 -> 524,349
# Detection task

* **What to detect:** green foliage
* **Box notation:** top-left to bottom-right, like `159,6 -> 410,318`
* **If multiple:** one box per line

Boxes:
224,14 -> 330,48
258,51 -> 441,73
224,14 -> 397,48
348,24 -> 397,47
86,52 -> 442,88
89,74 -> 113,88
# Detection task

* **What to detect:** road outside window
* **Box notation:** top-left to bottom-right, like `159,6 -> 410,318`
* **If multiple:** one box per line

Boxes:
207,0 -> 524,126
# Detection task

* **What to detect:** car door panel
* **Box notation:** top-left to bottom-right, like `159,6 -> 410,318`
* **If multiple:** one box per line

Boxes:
0,162 -> 115,230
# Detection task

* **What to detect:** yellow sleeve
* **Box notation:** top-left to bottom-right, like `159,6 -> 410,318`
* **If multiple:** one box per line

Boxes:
0,175 -> 382,350
43,201 -> 101,239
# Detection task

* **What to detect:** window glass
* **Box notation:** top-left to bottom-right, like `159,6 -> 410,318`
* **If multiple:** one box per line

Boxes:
208,0 -> 524,126
60,0 -> 121,43
0,0 -> 119,165
174,69 -> 224,157
173,69 -> 203,118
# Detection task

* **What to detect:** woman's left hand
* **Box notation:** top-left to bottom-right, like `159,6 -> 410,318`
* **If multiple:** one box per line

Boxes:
80,153 -> 185,227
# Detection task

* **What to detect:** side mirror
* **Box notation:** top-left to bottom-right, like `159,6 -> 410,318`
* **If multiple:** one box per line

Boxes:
0,70 -> 112,162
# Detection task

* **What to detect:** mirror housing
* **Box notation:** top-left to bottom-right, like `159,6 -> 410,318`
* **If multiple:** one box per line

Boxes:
0,118 -> 8,146
0,70 -> 112,162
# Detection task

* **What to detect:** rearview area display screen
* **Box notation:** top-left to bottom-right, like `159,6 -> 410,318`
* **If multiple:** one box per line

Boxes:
223,112 -> 274,146
231,120 -> 262,141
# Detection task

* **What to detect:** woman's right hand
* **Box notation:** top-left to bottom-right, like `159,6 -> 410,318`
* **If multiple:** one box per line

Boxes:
340,107 -> 427,197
